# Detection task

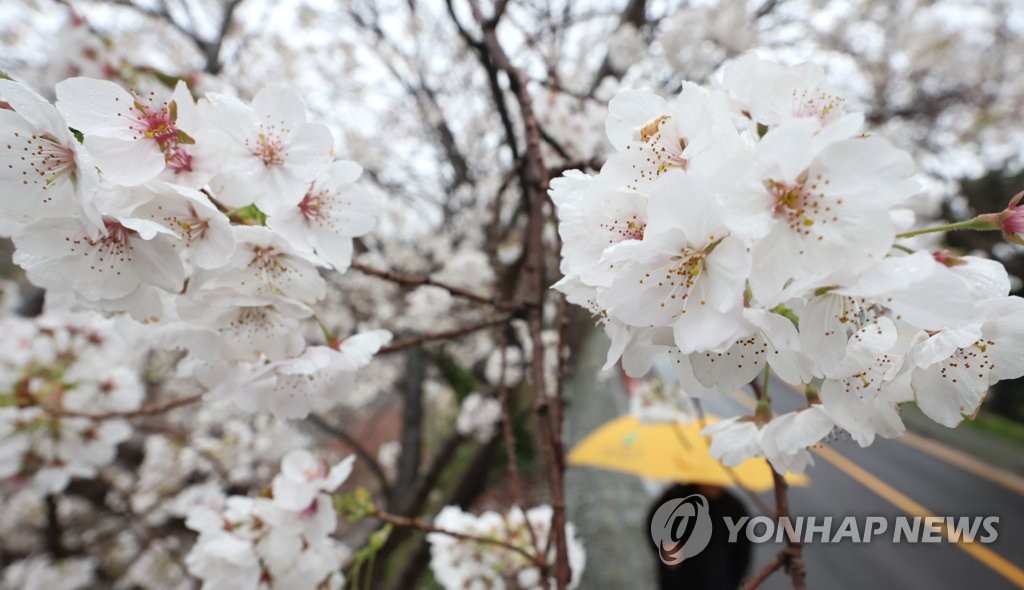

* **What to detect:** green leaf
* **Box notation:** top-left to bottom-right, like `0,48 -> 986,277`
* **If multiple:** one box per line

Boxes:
770,304 -> 800,327
229,203 -> 268,226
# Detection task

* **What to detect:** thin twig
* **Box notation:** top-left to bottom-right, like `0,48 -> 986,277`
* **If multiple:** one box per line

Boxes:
351,262 -> 517,311
371,508 -> 543,567
378,314 -> 515,354
97,0 -> 244,74
52,392 -> 203,421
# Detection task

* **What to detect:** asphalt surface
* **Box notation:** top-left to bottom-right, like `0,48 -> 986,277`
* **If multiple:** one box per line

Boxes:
665,367 -> 1024,590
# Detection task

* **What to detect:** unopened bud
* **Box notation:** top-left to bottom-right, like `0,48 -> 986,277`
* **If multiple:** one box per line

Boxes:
996,190 -> 1024,245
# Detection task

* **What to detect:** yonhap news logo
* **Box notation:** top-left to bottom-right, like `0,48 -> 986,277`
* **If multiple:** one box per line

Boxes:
650,493 -> 1000,561
650,493 -> 714,564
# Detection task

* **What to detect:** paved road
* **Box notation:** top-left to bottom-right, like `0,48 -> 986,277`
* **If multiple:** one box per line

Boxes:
664,367 -> 1024,590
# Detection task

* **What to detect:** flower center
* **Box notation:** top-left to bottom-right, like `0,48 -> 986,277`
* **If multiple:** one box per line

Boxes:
38,136 -> 76,182
765,171 -> 837,239
640,115 -> 670,143
298,190 -> 324,221
177,216 -> 209,243
249,246 -> 286,273
138,106 -> 178,146
129,95 -> 197,173
11,131 -> 78,199
652,243 -> 718,311
251,132 -> 285,167
792,89 -> 844,121
599,215 -> 645,241
625,115 -> 689,190
101,219 -> 131,244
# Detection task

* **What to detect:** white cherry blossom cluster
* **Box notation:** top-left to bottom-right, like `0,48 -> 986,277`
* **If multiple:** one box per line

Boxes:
454,392 -> 502,442
0,311 -> 144,493
428,504 -> 586,590
0,555 -> 96,590
184,450 -> 354,590
0,74 -> 390,420
128,408 -> 314,524
553,54 -> 1024,473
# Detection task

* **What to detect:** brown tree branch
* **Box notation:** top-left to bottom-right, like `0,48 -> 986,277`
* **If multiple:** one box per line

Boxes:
743,374 -> 807,590
391,348 -> 426,509
52,392 -> 203,421
371,507 -> 543,568
461,1 -> 571,586
378,314 -> 515,354
96,0 -> 244,74
350,262 -> 516,311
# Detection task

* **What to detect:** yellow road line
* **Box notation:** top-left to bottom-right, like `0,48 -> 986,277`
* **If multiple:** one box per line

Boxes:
724,388 -> 1024,588
815,446 -> 1024,589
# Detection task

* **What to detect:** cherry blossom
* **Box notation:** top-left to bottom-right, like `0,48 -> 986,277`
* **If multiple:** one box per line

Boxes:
455,392 -> 502,442
105,181 -> 237,270
597,170 -> 750,353
911,296 -> 1024,427
205,329 -> 392,418
172,293 -> 312,362
602,83 -> 743,191
191,225 -> 326,304
817,318 -> 918,446
552,53 -> 1024,477
550,170 -> 647,288
0,312 -> 144,492
54,78 -> 217,187
721,121 -> 918,303
266,160 -> 379,272
201,85 -> 334,213
721,55 -> 852,132
271,450 -> 354,511
12,216 -> 184,303
428,504 -> 586,590
0,79 -> 100,234
0,555 -> 96,590
185,451 -> 353,590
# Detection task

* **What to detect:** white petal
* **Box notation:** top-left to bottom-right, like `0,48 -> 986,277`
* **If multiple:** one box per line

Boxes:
55,77 -> 137,139
83,135 -> 165,186
325,455 -> 356,490
605,90 -> 668,150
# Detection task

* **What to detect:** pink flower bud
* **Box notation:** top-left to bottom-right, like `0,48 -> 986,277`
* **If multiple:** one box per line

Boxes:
999,191 -> 1024,245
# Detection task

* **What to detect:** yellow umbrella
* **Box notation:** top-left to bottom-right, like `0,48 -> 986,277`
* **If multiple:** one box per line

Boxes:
568,414 -> 808,492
